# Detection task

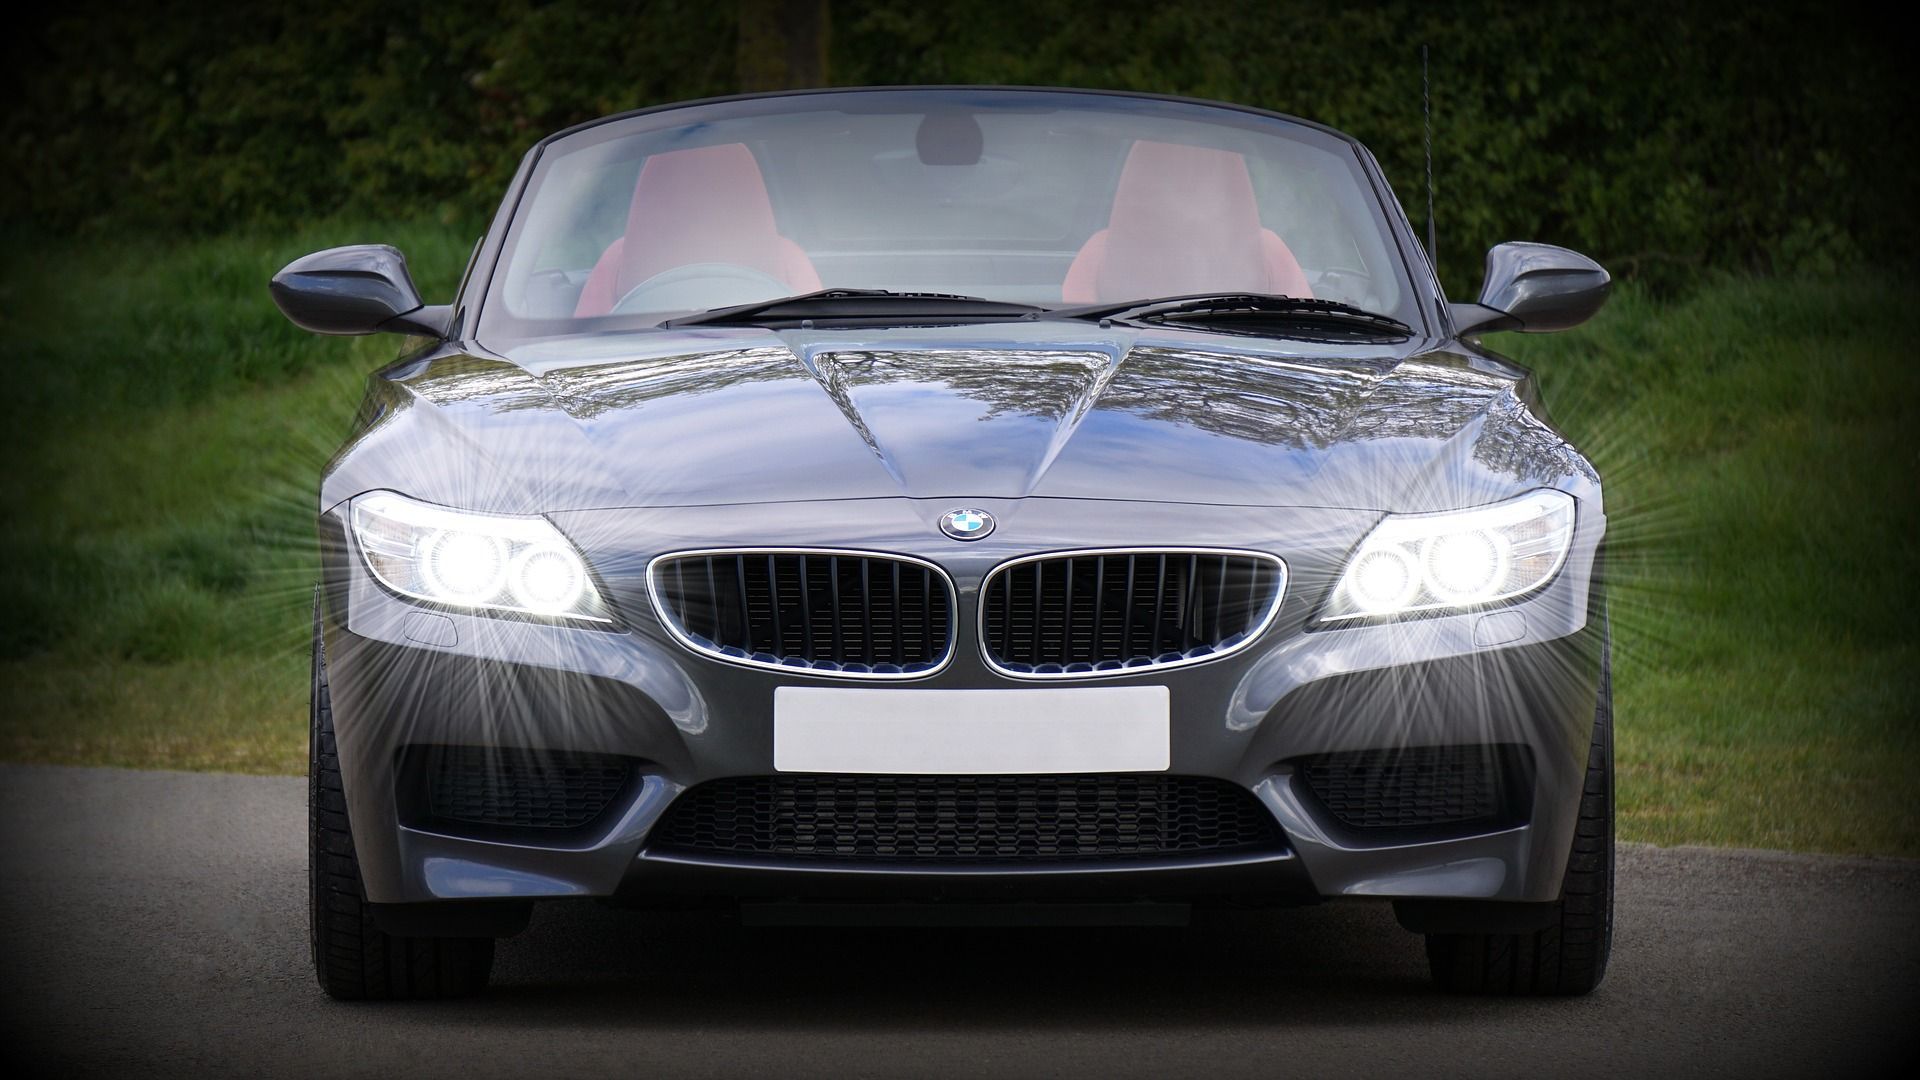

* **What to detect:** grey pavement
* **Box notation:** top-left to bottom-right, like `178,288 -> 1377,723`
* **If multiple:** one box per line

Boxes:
1,764 -> 1915,1078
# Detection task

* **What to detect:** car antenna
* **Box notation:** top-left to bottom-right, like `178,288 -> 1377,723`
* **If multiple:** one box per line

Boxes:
1422,44 -> 1438,271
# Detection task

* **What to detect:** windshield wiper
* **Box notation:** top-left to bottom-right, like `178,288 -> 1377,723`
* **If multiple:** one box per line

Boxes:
1046,293 -> 1413,340
661,288 -> 1046,328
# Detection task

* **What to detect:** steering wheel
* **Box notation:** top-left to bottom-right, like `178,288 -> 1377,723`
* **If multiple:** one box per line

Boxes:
1310,267 -> 1376,304
610,262 -> 793,316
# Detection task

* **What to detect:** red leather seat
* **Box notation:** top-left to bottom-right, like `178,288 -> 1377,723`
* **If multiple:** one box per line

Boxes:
573,143 -> 821,317
1062,140 -> 1310,305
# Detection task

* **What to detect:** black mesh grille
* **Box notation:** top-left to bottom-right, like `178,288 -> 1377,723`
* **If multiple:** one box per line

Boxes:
982,551 -> 1283,674
415,746 -> 632,832
1295,744 -> 1532,832
653,552 -> 953,675
651,774 -> 1283,862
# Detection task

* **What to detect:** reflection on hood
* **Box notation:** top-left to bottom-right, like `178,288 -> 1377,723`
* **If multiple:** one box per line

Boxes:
344,329 -> 1594,514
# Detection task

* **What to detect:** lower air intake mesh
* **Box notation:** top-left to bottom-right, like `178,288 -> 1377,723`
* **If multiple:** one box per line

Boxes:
414,746 -> 633,832
1294,744 -> 1532,832
650,774 -> 1283,862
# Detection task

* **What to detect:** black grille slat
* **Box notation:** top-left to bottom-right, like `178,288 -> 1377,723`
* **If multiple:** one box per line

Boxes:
1150,555 -> 1169,655
1061,558 -> 1075,656
866,563 -> 878,662
1006,564 -> 1021,645
655,552 -> 952,674
1183,553 -> 1199,649
828,556 -> 845,661
1091,557 -> 1108,660
1035,563 -> 1050,658
1295,745 -> 1532,832
922,566 -> 934,654
1213,555 -> 1229,642
703,557 -> 720,640
764,555 -> 782,646
417,746 -> 631,832
891,561 -> 903,664
796,556 -> 814,657
983,551 -> 1281,674
671,561 -> 691,632
734,557 -> 754,644
652,775 -> 1283,863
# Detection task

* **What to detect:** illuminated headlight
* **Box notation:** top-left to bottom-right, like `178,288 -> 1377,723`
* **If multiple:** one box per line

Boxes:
1321,489 -> 1575,622
350,491 -> 611,622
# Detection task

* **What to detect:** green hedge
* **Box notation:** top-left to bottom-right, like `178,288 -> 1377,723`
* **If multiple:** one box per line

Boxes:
5,0 -> 1909,291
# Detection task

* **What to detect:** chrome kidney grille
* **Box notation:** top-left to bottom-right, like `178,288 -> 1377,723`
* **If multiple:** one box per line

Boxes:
648,550 -> 955,677
980,549 -> 1285,676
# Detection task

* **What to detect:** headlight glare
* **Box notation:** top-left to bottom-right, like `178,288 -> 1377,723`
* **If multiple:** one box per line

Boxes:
1348,546 -> 1420,613
351,491 -> 610,622
1422,529 -> 1511,604
509,544 -> 589,614
1323,489 -> 1574,623
420,531 -> 508,602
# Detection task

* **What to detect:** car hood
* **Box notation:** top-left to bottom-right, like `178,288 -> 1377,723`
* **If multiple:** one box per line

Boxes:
327,322 -> 1594,515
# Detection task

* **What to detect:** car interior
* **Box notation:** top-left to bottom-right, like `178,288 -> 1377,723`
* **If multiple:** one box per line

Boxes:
502,108 -> 1405,327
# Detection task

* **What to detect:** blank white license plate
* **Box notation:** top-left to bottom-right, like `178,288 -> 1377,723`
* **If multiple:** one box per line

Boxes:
774,686 -> 1170,774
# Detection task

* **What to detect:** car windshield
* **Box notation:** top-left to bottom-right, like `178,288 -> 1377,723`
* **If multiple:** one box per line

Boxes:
480,89 -> 1422,341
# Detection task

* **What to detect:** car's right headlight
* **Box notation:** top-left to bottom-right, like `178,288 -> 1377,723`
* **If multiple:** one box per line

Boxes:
1319,489 -> 1575,624
350,491 -> 612,623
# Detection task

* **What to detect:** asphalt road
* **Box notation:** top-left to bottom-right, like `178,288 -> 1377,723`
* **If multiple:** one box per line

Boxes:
1,765 -> 1914,1079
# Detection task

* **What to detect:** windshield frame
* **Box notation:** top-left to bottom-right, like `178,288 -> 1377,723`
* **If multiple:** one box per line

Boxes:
467,86 -> 1441,347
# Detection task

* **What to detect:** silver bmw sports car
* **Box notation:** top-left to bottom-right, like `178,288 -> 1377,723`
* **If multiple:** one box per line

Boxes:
273,87 -> 1614,999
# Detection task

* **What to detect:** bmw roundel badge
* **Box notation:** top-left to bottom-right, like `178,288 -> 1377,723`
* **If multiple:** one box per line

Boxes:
939,508 -> 995,541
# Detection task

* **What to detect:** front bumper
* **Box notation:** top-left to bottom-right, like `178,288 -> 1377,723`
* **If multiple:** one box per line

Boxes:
318,495 -> 1605,909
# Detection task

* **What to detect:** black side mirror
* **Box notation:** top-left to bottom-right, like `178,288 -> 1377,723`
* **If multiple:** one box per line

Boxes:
1451,242 -> 1610,336
269,244 -> 451,337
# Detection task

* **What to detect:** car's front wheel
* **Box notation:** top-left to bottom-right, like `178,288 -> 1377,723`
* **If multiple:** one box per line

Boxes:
309,602 -> 494,999
1421,641 -> 1615,996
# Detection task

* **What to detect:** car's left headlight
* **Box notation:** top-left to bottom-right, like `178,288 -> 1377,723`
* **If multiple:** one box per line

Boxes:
1320,488 -> 1575,624
350,491 -> 612,622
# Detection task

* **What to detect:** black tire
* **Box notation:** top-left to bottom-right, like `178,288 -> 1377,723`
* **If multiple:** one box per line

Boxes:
310,600 -> 494,1000
1424,640 -> 1615,996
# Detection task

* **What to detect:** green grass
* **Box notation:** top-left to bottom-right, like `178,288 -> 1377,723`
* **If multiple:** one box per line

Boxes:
0,231 -> 1915,854
1501,275 -> 1920,853
0,224 -> 471,773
